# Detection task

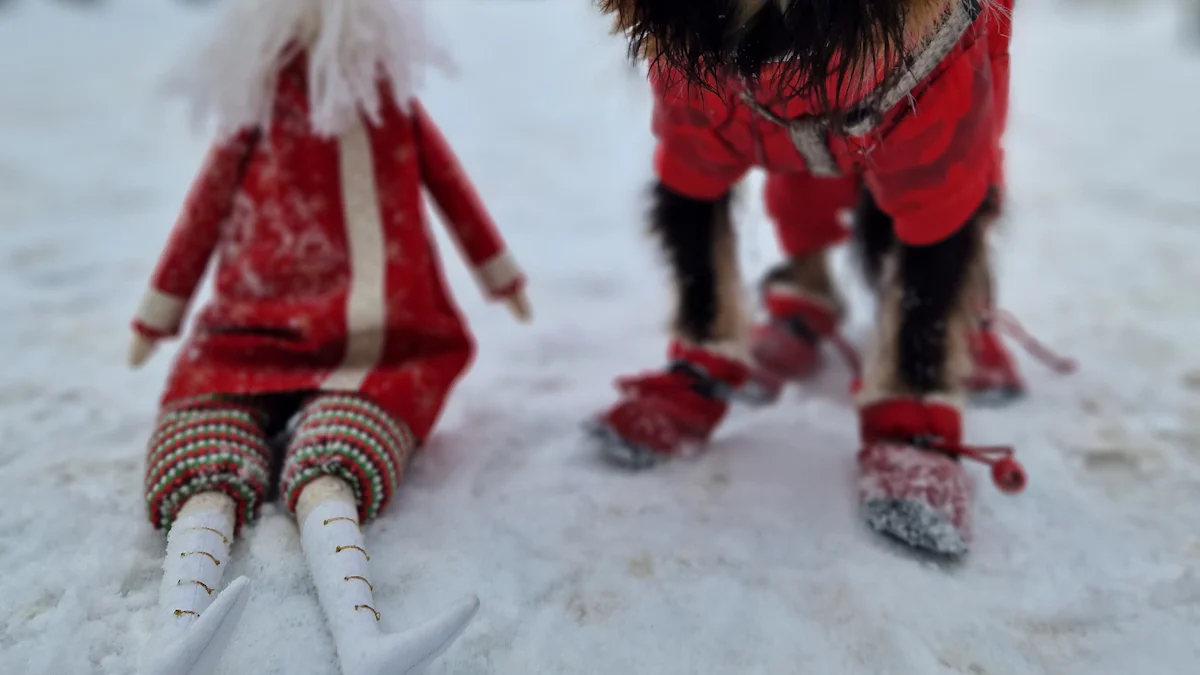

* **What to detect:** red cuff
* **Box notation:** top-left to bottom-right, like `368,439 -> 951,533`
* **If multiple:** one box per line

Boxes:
490,276 -> 525,300
132,320 -> 174,341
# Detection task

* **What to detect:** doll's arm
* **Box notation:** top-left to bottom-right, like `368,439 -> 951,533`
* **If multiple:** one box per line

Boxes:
129,130 -> 259,366
410,99 -> 529,321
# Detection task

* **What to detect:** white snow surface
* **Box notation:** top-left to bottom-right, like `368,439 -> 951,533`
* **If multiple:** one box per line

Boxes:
2,1 -> 1199,673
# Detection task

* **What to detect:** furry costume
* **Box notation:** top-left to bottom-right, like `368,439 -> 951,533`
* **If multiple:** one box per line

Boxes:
592,0 -> 1026,557
131,1 -> 524,673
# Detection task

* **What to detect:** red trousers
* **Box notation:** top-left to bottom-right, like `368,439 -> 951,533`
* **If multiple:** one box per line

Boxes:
765,173 -> 862,257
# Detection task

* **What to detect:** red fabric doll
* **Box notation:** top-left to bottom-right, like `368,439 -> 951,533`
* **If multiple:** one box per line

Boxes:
128,2 -> 524,674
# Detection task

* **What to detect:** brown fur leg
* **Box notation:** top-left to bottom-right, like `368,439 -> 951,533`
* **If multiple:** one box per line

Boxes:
858,216 -> 987,405
649,182 -> 747,355
760,249 -> 845,318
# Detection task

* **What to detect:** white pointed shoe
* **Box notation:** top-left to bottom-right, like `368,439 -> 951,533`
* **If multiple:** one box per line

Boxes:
297,478 -> 480,675
139,493 -> 250,675
340,594 -> 480,675
139,576 -> 252,675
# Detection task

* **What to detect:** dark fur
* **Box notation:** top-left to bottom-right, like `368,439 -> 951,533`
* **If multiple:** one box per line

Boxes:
600,0 -> 918,124
893,215 -> 981,392
852,188 -> 896,290
648,182 -> 732,343
618,0 -> 989,399
852,188 -> 984,393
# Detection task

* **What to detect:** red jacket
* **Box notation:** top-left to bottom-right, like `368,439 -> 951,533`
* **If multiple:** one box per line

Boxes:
650,1 -> 1012,246
132,55 -> 523,440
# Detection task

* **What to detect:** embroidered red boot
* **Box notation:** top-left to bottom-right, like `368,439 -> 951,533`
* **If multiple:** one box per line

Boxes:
589,341 -> 751,469
858,398 -> 1026,557
741,287 -> 841,404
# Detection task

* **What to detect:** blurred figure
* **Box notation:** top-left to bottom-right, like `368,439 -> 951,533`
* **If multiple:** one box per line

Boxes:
591,0 -> 1029,557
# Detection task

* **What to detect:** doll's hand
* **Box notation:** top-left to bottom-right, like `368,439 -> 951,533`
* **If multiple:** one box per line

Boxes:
129,333 -> 158,368
505,290 -> 532,323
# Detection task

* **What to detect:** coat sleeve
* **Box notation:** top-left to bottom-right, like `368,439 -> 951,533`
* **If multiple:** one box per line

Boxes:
859,25 -> 998,246
132,130 -> 258,339
649,65 -> 751,200
410,99 -> 525,301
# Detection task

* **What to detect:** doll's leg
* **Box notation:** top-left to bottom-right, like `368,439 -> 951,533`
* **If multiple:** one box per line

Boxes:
280,394 -> 478,675
139,397 -> 271,675
745,172 -> 860,400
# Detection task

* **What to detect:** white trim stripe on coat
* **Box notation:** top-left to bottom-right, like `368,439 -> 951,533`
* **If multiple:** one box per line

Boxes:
136,288 -> 189,333
474,250 -> 522,298
323,116 -> 388,392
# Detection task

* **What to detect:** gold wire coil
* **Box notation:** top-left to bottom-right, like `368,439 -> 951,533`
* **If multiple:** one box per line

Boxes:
335,545 -> 369,561
177,579 -> 215,594
180,551 -> 220,565
187,526 -> 230,544
354,604 -> 381,621
344,575 -> 374,591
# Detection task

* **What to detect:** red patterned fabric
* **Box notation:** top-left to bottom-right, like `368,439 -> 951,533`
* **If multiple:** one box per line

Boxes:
135,54 -> 521,441
649,1 -> 1013,246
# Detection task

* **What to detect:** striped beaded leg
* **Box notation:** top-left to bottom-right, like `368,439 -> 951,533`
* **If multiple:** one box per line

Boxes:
144,397 -> 273,533
280,394 -> 415,524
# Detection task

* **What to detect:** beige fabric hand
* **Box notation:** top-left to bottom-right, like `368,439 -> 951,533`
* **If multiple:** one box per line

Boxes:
129,333 -> 158,368
505,290 -> 532,323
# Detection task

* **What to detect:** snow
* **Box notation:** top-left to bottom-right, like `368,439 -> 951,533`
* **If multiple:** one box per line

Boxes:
2,0 -> 1199,673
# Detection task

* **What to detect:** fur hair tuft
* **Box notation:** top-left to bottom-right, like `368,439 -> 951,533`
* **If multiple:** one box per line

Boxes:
166,0 -> 453,139
598,0 -> 957,120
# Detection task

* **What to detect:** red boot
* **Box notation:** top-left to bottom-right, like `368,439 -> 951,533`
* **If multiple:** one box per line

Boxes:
965,324 -> 1025,405
965,310 -> 1078,406
858,399 -> 1026,557
742,288 -> 840,404
590,341 -> 751,469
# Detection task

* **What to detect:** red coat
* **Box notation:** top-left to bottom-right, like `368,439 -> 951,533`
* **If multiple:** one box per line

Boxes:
650,1 -> 1012,246
132,56 -> 524,441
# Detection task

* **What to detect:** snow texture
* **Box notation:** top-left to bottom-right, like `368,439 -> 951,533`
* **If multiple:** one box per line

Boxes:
2,1 -> 1200,674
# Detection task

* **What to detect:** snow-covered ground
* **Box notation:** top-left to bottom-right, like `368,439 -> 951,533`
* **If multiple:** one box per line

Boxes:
2,1 -> 1199,673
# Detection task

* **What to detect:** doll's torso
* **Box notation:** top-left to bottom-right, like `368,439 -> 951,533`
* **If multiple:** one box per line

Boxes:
162,54 -> 474,434
199,56 -> 457,349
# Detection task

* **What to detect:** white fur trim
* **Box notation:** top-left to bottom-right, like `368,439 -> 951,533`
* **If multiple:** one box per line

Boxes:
136,289 -> 188,333
473,251 -> 523,298
165,0 -> 454,139
323,117 -> 386,392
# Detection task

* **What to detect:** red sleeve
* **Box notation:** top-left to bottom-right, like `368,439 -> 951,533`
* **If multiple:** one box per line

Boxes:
861,29 -> 998,246
411,99 -> 524,299
133,130 -> 257,338
650,66 -> 751,200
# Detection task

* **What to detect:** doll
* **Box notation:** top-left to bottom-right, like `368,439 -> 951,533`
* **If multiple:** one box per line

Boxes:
130,1 -> 528,673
